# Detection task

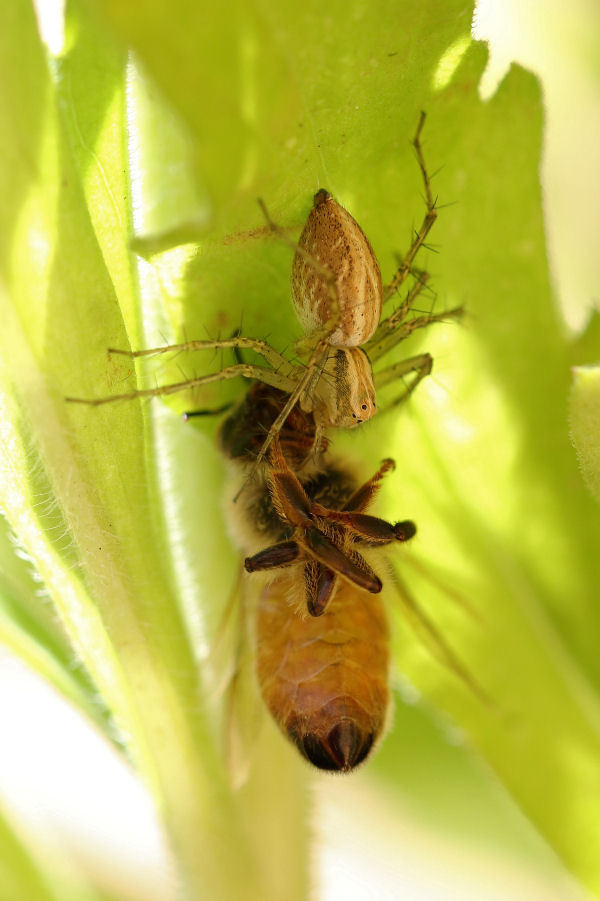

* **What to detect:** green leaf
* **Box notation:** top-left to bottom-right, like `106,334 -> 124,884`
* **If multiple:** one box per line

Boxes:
0,805 -> 72,901
2,0 -> 600,898
569,364 -> 600,504
0,798 -> 119,901
0,2 -> 285,898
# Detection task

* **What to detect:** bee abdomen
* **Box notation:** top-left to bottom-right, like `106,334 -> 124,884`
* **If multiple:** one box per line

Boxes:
289,703 -> 376,771
257,574 -> 389,772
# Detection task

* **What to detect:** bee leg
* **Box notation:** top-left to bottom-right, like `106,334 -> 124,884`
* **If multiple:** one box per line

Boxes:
338,458 -> 396,513
244,541 -> 300,573
298,527 -> 382,597
313,507 -> 417,546
244,488 -> 383,598
304,561 -> 337,617
267,445 -> 314,527
268,445 -> 410,548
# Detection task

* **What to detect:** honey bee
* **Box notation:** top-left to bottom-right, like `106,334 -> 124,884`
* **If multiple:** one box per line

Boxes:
220,383 -> 483,771
65,115 -> 474,768
66,113 -> 461,497
220,382 -> 416,771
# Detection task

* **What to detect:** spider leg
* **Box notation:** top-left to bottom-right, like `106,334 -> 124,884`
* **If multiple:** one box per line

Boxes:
232,340 -> 330,501
108,334 -> 292,373
66,363 -> 297,406
382,111 -> 438,304
367,304 -> 463,366
227,197 -> 351,499
372,353 -> 433,413
375,272 -> 432,346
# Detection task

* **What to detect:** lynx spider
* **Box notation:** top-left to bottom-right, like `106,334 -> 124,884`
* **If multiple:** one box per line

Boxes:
67,113 -> 461,496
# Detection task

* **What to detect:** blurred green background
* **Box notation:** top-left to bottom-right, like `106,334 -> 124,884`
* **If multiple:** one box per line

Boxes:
0,0 -> 599,899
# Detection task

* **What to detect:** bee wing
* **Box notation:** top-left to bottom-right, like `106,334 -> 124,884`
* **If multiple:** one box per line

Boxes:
390,564 -> 491,706
223,632 -> 264,790
401,552 -> 484,624
204,567 -> 264,789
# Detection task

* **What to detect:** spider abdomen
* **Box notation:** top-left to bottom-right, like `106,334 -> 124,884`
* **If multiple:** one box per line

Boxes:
291,190 -> 382,348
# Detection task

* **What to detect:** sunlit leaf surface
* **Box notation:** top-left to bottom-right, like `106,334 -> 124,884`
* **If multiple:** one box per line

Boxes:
0,0 -> 598,897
